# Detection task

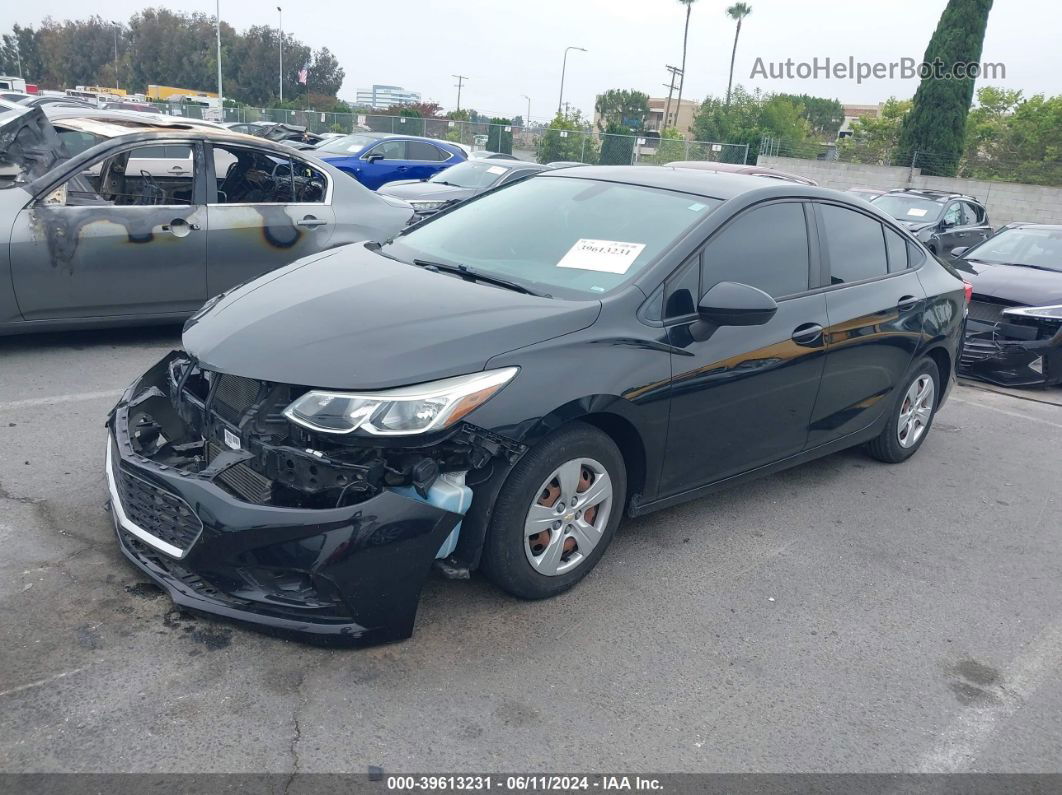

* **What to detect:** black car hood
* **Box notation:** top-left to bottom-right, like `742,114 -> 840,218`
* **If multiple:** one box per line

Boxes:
377,181 -> 474,202
961,259 -> 1062,306
183,245 -> 600,390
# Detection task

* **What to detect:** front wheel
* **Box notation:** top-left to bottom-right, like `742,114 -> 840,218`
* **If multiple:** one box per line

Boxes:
864,358 -> 940,463
481,423 -> 626,600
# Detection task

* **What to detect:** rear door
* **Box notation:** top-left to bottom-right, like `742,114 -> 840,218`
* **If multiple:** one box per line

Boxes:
9,141 -> 207,320
204,142 -> 335,296
807,202 -> 925,447
405,140 -> 456,181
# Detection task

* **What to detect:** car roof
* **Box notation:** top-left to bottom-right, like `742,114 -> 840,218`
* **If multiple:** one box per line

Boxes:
538,165 -> 835,201
46,107 -> 228,130
664,160 -> 817,185
996,223 -> 1062,232
884,188 -> 979,203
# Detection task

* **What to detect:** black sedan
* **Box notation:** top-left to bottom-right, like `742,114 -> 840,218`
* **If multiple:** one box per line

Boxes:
952,224 -> 1062,387
378,158 -> 549,217
106,167 -> 966,645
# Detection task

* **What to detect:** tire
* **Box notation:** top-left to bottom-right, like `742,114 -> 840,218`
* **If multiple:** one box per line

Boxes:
481,422 -> 626,600
864,357 -> 940,463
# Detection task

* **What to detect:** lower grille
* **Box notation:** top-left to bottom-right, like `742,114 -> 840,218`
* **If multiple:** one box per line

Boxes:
967,300 -> 1006,325
115,466 -> 203,552
960,337 -> 1002,366
207,441 -> 274,504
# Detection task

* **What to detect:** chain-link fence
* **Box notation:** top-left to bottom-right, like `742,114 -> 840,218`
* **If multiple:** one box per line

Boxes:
146,102 -> 748,166
759,134 -> 1062,188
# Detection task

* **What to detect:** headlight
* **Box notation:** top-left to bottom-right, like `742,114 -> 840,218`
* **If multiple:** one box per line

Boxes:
1002,304 -> 1062,321
408,200 -> 449,212
283,367 -> 518,436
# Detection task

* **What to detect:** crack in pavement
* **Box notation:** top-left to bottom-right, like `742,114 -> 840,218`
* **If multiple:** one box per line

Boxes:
284,671 -> 308,792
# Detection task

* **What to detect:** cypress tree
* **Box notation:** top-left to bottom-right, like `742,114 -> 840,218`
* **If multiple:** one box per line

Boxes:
898,0 -> 994,175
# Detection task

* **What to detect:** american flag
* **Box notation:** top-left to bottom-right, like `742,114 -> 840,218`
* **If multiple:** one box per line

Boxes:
298,63 -> 310,85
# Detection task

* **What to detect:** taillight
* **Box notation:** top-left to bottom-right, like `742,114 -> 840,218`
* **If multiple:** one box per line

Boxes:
962,280 -> 973,304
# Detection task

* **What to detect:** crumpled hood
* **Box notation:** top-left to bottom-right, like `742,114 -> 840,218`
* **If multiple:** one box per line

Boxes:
962,260 -> 1062,307
378,181 -> 473,203
0,105 -> 65,184
183,244 -> 600,390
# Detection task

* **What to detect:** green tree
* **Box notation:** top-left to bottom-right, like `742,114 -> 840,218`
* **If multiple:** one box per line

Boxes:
725,3 -> 752,106
594,89 -> 650,132
535,111 -> 597,164
777,93 -> 844,139
487,118 -> 513,154
651,127 -> 687,164
599,121 -> 634,164
962,90 -> 1062,184
837,97 -> 912,164
897,0 -> 994,175
691,86 -> 810,162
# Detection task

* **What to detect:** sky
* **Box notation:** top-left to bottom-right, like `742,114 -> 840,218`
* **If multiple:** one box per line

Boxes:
2,0 -> 1058,120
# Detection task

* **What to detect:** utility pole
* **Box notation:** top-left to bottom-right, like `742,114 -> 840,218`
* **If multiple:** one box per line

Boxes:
215,0 -> 223,103
111,22 -> 120,90
522,94 -> 531,126
453,75 -> 468,112
277,6 -> 283,104
14,41 -> 22,78
663,65 -> 681,130
557,46 -> 587,116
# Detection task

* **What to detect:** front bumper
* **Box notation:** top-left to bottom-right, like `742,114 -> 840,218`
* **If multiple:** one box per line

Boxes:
106,362 -> 462,646
958,318 -> 1062,388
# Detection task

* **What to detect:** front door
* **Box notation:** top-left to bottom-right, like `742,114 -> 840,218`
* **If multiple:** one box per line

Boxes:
205,143 -> 336,296
660,200 -> 828,496
9,142 -> 207,320
807,202 -> 925,446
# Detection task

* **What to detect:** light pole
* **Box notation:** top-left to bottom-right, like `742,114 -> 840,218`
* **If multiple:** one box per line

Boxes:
215,0 -> 223,103
14,42 -> 21,78
522,94 -> 530,125
557,46 -> 586,116
453,74 -> 468,112
111,22 -> 120,90
277,6 -> 283,104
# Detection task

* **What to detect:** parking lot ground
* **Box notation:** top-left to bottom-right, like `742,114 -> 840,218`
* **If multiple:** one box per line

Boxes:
2,327 -> 1061,774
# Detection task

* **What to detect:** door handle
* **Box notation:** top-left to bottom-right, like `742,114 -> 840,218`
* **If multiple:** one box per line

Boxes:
791,322 -> 824,346
161,218 -> 200,237
297,216 -> 328,228
897,295 -> 919,311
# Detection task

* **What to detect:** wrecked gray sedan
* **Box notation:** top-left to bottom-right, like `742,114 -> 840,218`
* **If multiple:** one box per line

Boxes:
0,103 -> 413,335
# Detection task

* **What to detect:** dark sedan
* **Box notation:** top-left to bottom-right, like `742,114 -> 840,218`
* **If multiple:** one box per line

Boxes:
378,159 -> 548,217
951,224 -> 1062,387
872,189 -> 992,254
107,167 -> 965,646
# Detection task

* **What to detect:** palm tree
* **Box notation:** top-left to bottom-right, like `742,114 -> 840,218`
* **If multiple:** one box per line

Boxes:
725,3 -> 752,106
670,0 -> 697,133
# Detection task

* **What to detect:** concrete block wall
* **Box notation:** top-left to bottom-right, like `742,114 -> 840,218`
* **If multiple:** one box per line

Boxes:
758,156 -> 1062,227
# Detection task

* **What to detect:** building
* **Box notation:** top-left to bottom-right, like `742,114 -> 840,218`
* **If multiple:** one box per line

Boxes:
837,102 -> 885,139
646,97 -> 699,138
355,84 -> 421,110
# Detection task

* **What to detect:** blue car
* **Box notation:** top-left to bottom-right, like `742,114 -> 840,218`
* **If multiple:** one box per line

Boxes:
314,132 -> 466,190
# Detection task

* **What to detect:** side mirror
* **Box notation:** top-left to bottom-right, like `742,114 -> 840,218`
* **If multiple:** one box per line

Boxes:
367,153 -> 384,163
950,246 -> 970,258
697,281 -> 778,327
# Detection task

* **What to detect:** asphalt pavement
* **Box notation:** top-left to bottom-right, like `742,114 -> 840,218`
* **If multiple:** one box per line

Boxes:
1,326 -> 1060,774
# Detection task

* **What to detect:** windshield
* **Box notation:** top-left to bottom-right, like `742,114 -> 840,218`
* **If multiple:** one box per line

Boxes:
429,160 -> 517,189
965,227 -> 1062,270
872,194 -> 944,222
316,133 -> 385,155
381,175 -> 722,298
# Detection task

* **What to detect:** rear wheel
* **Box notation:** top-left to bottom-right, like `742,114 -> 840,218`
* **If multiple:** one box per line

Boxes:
481,423 -> 626,600
864,358 -> 939,463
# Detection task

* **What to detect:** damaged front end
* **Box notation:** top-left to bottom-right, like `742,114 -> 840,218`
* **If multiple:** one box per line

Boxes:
105,352 -> 524,645
959,301 -> 1062,387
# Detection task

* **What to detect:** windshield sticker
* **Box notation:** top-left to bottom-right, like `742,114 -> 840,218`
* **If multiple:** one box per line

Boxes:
486,165 -> 508,175
557,239 -> 646,274
906,208 -> 929,217
688,202 -> 708,212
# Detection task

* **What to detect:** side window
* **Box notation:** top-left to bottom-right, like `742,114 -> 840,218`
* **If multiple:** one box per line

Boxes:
942,202 -> 963,227
60,144 -> 197,207
499,169 -> 530,185
290,157 -> 328,203
366,140 -> 406,160
700,202 -> 810,298
407,141 -> 448,161
820,204 -> 889,284
964,201 -> 985,225
212,145 -> 296,204
884,227 -> 909,273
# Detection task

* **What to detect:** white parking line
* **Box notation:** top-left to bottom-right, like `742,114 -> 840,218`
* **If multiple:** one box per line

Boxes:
916,620 -> 1062,772
949,396 -> 1062,431
0,390 -> 121,411
0,667 -> 87,698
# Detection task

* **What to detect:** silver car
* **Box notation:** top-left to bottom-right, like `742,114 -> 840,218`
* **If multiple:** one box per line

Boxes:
0,103 -> 413,334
